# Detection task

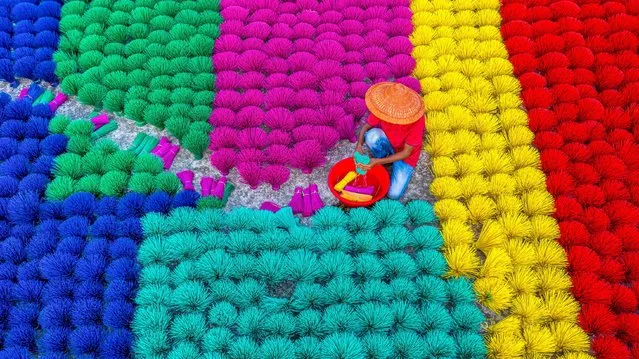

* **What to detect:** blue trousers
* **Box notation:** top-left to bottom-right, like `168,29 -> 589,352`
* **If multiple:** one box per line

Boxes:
364,128 -> 414,200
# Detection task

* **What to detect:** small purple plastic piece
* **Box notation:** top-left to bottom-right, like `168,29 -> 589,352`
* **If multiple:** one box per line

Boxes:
302,187 -> 313,217
177,170 -> 195,191
49,93 -> 68,111
212,176 -> 227,199
151,137 -> 171,156
260,201 -> 281,213
309,183 -> 325,212
18,88 -> 28,99
91,113 -> 110,129
162,144 -> 179,170
289,186 -> 303,215
343,184 -> 375,195
201,176 -> 215,196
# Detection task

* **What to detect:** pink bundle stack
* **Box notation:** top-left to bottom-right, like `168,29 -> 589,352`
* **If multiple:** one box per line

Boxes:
209,0 -> 416,189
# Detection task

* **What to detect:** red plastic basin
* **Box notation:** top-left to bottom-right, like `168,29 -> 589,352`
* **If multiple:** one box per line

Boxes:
327,157 -> 390,208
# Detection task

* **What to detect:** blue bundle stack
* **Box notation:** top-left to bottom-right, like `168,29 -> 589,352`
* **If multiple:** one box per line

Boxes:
0,90 -> 201,358
0,0 -> 61,83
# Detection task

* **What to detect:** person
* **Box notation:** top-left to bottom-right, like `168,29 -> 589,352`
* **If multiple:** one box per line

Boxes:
355,82 -> 425,200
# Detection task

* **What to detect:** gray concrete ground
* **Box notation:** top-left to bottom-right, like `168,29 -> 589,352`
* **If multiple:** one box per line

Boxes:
1,79 -> 435,209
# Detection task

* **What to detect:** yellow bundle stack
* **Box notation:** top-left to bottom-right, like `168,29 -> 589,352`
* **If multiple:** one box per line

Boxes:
409,0 -> 592,357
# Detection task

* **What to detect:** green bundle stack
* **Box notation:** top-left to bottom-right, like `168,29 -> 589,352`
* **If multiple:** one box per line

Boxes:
133,201 -> 486,358
46,115 -> 183,200
54,0 -> 220,158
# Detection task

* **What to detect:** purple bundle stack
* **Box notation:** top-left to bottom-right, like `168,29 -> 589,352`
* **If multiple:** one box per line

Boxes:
209,0 -> 417,189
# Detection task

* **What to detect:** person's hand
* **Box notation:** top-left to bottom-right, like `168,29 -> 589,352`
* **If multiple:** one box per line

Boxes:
355,143 -> 363,155
357,158 -> 379,172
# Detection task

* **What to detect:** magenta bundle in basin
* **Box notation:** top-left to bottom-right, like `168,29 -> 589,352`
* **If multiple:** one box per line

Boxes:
210,0 -> 417,189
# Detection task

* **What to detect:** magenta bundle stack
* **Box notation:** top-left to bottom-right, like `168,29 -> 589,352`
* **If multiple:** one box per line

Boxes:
209,0 -> 416,189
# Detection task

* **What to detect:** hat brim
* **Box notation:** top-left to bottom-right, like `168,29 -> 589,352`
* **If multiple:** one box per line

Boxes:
365,96 -> 425,125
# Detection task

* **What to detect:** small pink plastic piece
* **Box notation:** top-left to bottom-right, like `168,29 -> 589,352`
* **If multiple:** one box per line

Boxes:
260,201 -> 281,213
18,88 -> 28,99
162,144 -> 179,170
302,187 -> 313,217
200,176 -> 215,196
289,187 -> 304,215
177,170 -> 195,191
212,177 -> 227,199
151,137 -> 171,156
309,184 -> 325,212
91,113 -> 109,129
343,185 -> 375,195
48,93 -> 68,111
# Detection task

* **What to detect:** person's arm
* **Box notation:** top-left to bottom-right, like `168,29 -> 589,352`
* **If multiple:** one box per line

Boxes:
355,123 -> 373,154
358,144 -> 414,171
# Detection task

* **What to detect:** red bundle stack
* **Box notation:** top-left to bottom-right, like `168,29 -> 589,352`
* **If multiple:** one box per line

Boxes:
501,0 -> 639,357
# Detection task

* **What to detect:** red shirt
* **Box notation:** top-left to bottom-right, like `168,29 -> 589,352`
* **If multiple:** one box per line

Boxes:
367,114 -> 425,167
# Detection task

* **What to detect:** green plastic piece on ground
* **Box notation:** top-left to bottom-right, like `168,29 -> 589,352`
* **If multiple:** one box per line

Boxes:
354,152 -> 371,175
222,181 -> 235,202
140,135 -> 159,154
34,91 -> 55,104
91,119 -> 118,140
133,135 -> 152,155
128,132 -> 148,151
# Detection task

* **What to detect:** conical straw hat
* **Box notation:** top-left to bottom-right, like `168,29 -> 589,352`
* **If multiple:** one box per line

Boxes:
365,82 -> 424,125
